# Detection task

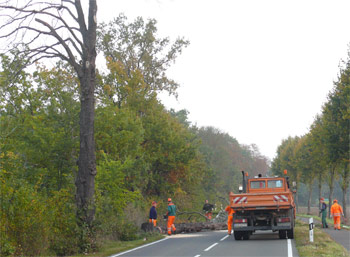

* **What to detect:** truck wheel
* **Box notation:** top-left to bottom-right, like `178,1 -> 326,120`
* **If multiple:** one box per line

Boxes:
279,230 -> 286,239
234,231 -> 242,240
287,227 -> 294,239
242,232 -> 250,240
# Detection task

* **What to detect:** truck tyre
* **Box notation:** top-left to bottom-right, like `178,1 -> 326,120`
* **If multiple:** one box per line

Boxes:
234,231 -> 242,240
242,232 -> 250,240
287,227 -> 294,239
279,230 -> 286,239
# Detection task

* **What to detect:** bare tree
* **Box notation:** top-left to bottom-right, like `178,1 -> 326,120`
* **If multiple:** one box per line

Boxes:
0,0 -> 97,245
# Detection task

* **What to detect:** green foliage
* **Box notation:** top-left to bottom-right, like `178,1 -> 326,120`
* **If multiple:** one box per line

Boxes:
97,14 -> 189,98
46,189 -> 79,256
0,56 -> 80,256
0,13 -> 271,256
0,158 -> 78,256
116,221 -> 139,241
1,182 -> 48,256
95,153 -> 141,217
271,136 -> 301,181
272,46 -> 350,214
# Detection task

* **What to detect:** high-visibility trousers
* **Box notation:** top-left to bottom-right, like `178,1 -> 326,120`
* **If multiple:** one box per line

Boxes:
149,219 -> 157,227
333,215 -> 341,229
167,216 -> 176,235
321,210 -> 328,228
205,212 -> 212,220
227,215 -> 233,235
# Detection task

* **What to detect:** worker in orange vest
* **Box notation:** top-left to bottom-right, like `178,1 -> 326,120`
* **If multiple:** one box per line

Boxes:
330,199 -> 344,230
166,198 -> 176,235
225,205 -> 235,235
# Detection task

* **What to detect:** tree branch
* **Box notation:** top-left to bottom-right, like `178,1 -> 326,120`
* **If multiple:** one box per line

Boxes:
35,17 -> 81,75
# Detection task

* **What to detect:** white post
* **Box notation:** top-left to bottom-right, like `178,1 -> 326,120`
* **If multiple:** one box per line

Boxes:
309,217 -> 314,243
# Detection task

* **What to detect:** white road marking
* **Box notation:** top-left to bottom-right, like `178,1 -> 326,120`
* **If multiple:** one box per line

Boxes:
204,242 -> 218,251
220,235 -> 229,241
194,255 -> 201,257
171,233 -> 207,238
109,238 -> 169,257
287,239 -> 293,257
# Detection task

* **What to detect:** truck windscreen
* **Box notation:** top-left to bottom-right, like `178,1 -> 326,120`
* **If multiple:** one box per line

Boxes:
250,181 -> 265,189
267,180 -> 283,188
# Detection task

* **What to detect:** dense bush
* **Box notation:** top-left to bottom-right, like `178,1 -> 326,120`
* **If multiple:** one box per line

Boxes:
0,167 -> 79,256
46,189 -> 79,256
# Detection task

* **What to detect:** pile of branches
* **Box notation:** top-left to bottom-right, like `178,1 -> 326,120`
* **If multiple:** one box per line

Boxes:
141,209 -> 228,234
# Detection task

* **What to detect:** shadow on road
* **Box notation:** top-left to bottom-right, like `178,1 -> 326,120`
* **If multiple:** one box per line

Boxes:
249,231 -> 283,240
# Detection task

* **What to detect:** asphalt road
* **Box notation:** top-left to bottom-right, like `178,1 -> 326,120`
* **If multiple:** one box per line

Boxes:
110,230 -> 299,257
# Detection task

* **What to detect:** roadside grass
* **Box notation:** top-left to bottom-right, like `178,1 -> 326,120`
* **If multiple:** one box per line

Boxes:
71,233 -> 165,257
295,219 -> 349,257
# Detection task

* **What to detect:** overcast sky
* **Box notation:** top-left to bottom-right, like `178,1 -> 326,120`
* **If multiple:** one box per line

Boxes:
97,0 -> 350,160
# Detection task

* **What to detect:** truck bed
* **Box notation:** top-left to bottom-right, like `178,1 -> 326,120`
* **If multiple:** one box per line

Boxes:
230,191 -> 294,211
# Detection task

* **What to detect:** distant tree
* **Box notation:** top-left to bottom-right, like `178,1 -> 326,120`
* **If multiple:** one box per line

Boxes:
247,144 -> 270,177
322,50 -> 350,217
195,127 -> 269,198
295,135 -> 315,214
97,13 -> 189,106
170,109 -> 192,127
0,0 -> 98,250
309,115 -> 328,211
271,136 -> 301,210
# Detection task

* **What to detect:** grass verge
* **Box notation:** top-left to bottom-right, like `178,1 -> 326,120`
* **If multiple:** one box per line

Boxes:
295,219 -> 349,257
71,233 -> 165,257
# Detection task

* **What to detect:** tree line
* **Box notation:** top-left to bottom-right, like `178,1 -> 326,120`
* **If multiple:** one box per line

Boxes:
0,10 -> 269,256
271,48 -> 350,218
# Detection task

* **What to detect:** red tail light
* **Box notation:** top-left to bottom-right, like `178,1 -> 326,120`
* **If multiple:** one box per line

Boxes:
277,217 -> 290,223
234,219 -> 247,223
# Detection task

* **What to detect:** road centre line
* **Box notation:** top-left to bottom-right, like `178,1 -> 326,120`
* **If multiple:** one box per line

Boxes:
287,239 -> 292,257
220,235 -> 229,241
194,255 -> 201,257
204,242 -> 218,251
109,238 -> 169,257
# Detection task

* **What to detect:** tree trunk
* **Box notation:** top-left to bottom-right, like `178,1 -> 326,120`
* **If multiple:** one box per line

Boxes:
75,59 -> 97,238
74,0 -> 98,246
307,182 -> 313,215
342,188 -> 347,218
341,163 -> 349,218
295,184 -> 299,213
75,64 -> 97,218
318,174 -> 322,217
327,166 -> 335,218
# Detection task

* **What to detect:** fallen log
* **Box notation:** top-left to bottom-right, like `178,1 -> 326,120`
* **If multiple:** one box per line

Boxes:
166,222 -> 227,234
141,209 -> 228,234
141,221 -> 227,234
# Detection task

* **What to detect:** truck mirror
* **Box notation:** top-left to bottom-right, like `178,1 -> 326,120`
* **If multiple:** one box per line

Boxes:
239,185 -> 243,193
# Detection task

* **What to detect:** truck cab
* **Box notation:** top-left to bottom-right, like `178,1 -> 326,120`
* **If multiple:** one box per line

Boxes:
229,171 -> 296,240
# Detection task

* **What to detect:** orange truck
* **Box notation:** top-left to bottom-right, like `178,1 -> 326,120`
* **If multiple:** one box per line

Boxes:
229,170 -> 296,240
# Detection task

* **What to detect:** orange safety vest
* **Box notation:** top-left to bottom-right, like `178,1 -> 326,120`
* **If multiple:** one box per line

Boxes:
225,205 -> 235,215
331,203 -> 343,217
